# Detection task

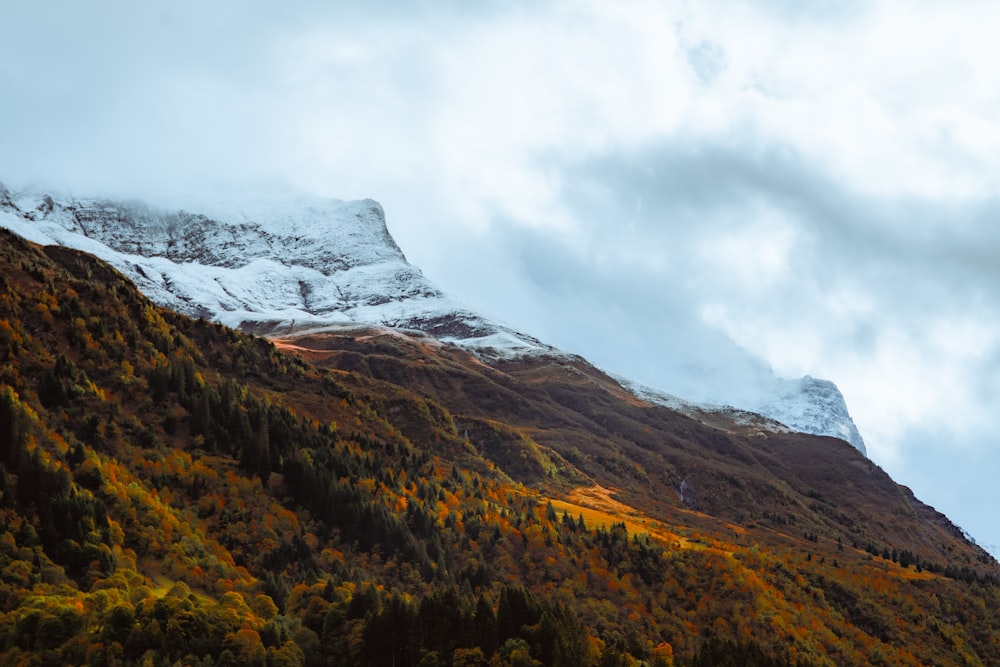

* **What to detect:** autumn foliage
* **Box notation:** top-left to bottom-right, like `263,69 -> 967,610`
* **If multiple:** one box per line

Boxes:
0,229 -> 998,665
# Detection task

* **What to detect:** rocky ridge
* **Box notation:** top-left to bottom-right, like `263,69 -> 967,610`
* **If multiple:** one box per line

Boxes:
0,183 -> 865,453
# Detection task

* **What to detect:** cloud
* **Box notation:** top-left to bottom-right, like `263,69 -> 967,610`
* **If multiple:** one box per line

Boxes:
535,134 -> 1000,438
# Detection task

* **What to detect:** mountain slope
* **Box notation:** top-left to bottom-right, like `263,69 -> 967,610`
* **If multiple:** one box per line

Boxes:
273,326 -> 968,569
0,184 -> 867,453
0,227 -> 998,666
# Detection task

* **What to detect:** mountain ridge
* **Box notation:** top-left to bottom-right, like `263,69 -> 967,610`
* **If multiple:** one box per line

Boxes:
0,183 -> 866,453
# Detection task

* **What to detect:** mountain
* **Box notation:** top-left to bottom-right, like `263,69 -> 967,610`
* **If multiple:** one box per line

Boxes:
0,186 -> 545,355
0,184 -> 865,454
0,223 -> 997,666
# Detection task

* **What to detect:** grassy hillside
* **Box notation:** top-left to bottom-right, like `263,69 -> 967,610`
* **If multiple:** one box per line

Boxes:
0,228 -> 998,666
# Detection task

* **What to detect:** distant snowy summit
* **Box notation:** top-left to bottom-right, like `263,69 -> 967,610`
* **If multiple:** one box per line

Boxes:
0,183 -> 865,455
617,374 -> 866,455
761,375 -> 866,454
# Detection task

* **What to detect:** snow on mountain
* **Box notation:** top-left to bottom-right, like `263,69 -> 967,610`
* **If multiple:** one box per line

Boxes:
0,184 -> 547,357
0,183 -> 865,453
758,375 -> 867,454
612,374 -> 795,433
614,373 -> 866,455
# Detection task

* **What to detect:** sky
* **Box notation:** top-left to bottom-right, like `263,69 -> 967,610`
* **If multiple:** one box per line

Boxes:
2,1 -> 999,552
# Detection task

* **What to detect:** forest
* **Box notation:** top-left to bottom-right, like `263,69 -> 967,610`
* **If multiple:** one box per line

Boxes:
1,228 -> 999,665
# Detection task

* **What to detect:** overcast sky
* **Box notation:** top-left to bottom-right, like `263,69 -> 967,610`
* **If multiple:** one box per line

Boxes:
3,1 -> 999,552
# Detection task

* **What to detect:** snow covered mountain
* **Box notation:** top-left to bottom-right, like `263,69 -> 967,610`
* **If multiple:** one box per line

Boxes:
0,183 -> 865,454
0,186 -> 546,355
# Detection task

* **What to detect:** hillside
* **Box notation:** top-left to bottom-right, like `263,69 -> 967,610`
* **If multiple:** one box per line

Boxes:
1,227 -> 999,666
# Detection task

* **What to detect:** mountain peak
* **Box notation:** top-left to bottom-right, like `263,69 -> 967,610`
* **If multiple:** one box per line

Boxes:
760,375 -> 867,455
0,186 -> 546,354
